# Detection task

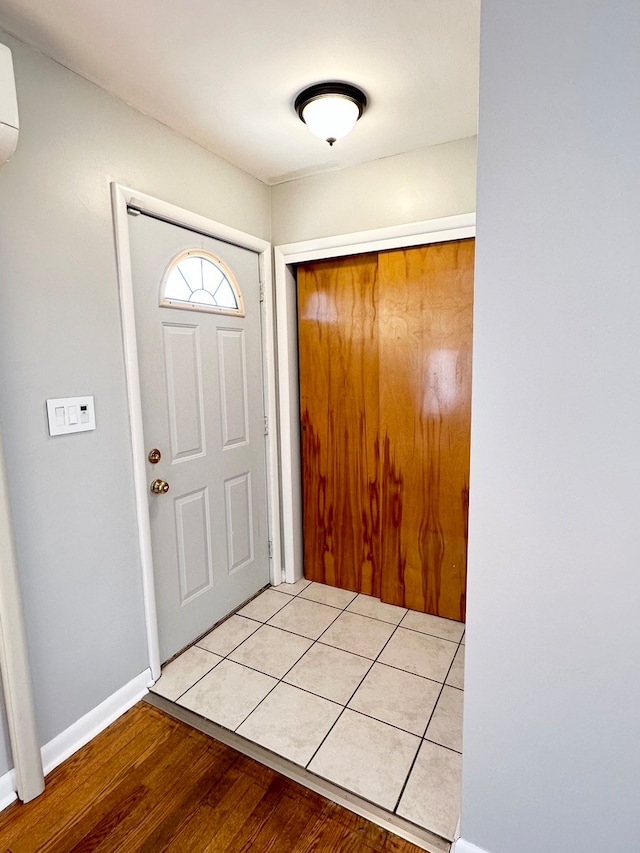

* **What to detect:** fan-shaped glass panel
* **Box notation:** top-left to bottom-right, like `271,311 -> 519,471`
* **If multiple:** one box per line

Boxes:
160,250 -> 244,316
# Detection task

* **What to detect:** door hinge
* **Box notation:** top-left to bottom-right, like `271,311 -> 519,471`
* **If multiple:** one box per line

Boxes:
264,416 -> 269,435
268,540 -> 273,560
259,281 -> 265,302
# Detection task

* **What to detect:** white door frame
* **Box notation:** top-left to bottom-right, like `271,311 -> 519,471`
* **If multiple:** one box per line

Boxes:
274,212 -> 476,583
0,427 -> 44,803
111,184 -> 281,680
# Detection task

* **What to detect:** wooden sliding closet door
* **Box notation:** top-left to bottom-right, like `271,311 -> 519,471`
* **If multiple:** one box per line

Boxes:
297,239 -> 474,621
297,255 -> 381,596
378,240 -> 474,620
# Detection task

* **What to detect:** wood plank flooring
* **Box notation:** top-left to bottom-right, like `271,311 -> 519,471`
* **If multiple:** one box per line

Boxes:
0,702 -> 426,853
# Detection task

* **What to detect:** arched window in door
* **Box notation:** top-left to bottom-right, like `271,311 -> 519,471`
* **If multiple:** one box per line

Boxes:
160,249 -> 245,316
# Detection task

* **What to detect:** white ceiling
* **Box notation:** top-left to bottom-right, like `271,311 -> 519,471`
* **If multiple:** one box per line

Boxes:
0,0 -> 480,185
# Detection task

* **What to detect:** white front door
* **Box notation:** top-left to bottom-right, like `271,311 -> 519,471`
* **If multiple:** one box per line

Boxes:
128,211 -> 270,663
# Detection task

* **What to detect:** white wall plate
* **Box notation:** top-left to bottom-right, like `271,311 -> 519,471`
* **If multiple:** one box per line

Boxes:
46,396 -> 96,436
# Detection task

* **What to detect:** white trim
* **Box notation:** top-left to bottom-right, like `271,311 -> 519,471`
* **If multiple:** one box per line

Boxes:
111,184 -> 282,679
111,184 -> 162,680
0,770 -> 17,811
258,246 -> 282,583
274,213 -> 476,582
40,669 -> 151,776
0,424 -> 44,802
453,840 -> 492,853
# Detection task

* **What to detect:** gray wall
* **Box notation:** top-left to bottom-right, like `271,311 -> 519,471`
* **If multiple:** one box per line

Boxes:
462,1 -> 640,851
0,32 -> 270,762
270,136 -> 476,244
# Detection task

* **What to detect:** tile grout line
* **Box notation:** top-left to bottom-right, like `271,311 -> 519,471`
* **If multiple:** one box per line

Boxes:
365,615 -> 424,816
419,632 -> 464,738
285,582 -> 464,643
165,583 -> 311,704
228,583 -> 361,739
182,585 -> 461,672
305,606 -> 458,813
271,590 -> 348,639
422,737 -> 462,756
235,587 -> 464,756
196,584 -> 314,729
225,633 -> 459,744
294,589 -> 376,769
270,584 -> 407,770
392,679 -> 449,816
160,584 -> 463,719
162,584 -> 463,718
166,584 -> 305,703
304,606 -> 411,774
302,648 -> 377,770
391,632 -> 466,816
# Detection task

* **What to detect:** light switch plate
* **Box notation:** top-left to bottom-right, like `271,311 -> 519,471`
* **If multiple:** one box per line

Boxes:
46,396 -> 96,436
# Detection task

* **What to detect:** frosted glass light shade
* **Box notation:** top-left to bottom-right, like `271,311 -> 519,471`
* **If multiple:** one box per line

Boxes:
301,96 -> 360,144
295,82 -> 367,146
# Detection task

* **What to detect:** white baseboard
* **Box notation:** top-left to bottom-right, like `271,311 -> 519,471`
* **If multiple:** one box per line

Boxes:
453,840 -> 492,853
0,769 -> 17,811
41,669 -> 151,776
0,669 -> 151,813
0,669 -> 149,810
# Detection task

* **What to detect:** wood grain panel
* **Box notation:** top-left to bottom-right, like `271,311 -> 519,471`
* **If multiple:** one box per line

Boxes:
0,702 -> 425,853
378,239 -> 474,620
297,255 -> 380,595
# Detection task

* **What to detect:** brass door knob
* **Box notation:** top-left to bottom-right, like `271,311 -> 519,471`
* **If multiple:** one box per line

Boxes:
150,478 -> 170,495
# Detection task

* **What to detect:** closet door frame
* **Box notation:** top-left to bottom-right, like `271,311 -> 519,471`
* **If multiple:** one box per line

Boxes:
274,213 -> 476,584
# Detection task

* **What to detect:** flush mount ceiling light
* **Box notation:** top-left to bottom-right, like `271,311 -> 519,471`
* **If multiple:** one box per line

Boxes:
295,82 -> 367,146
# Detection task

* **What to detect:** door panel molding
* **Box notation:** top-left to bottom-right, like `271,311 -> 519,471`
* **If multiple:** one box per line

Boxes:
225,472 -> 254,572
274,213 -> 476,584
174,487 -> 214,604
111,184 -> 281,680
163,323 -> 206,462
217,328 -> 250,448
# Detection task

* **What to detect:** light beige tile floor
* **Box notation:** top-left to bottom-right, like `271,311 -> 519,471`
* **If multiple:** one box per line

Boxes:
283,642 -> 372,704
347,662 -> 441,735
320,609 -> 397,659
151,646 -> 221,701
227,623 -> 313,678
237,682 -> 342,765
151,579 -> 465,843
308,708 -> 420,811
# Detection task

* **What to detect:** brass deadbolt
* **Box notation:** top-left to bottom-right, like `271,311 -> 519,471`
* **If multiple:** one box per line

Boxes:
150,478 -> 170,495
148,448 -> 162,464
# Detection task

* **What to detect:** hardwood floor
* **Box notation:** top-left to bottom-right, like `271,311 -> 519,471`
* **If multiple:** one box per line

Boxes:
0,702 -> 427,852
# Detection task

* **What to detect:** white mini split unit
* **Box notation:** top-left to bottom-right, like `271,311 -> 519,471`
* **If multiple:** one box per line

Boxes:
0,43 -> 19,166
